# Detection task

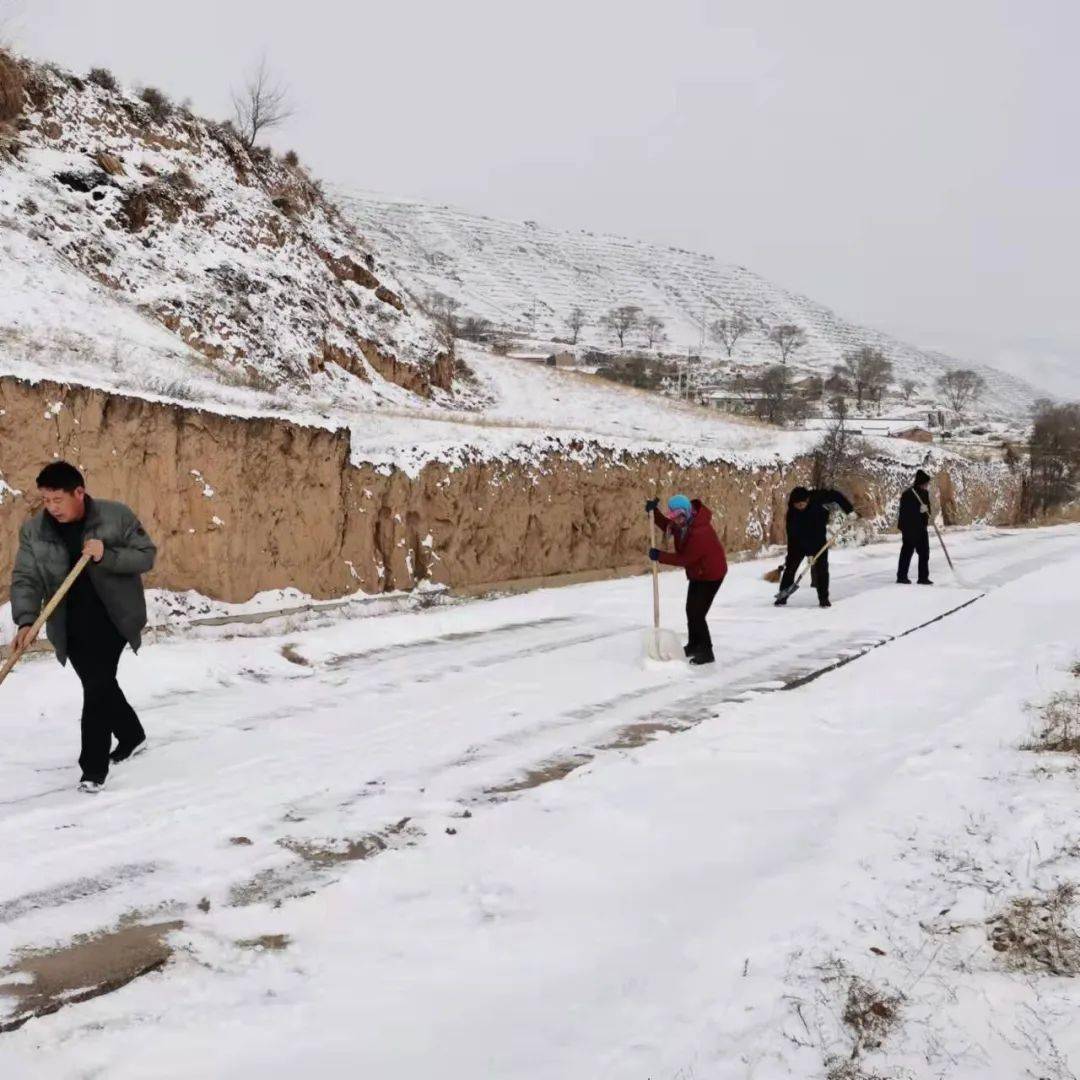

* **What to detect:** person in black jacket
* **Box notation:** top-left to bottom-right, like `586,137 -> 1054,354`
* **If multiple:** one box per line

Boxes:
775,486 -> 855,608
897,468 -> 933,585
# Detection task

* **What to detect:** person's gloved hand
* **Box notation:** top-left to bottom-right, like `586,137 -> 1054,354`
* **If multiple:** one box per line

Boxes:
645,498 -> 659,512
648,548 -> 661,561
846,510 -> 859,522
921,504 -> 929,515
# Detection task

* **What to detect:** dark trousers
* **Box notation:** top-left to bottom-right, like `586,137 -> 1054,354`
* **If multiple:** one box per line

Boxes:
67,626 -> 144,783
780,548 -> 830,600
685,579 -> 723,657
898,531 -> 930,582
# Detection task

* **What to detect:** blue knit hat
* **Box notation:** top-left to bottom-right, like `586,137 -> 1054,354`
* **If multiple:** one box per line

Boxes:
668,494 -> 692,516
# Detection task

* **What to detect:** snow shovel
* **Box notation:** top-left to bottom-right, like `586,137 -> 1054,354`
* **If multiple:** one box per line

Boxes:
0,553 -> 91,689
645,513 -> 682,662
775,517 -> 855,604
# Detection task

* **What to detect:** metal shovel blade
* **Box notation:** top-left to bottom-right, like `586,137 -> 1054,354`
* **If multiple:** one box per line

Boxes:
645,626 -> 683,662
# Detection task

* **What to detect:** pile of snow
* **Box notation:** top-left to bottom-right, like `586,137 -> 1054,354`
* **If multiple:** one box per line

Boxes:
335,189 -> 1042,417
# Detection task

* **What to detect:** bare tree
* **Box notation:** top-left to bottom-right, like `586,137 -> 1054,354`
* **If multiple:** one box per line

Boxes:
566,306 -> 586,345
755,364 -> 808,426
900,378 -> 918,405
1023,400 -> 1080,517
642,315 -> 667,349
709,311 -> 750,357
425,291 -> 460,353
231,56 -> 294,151
811,409 -> 868,488
766,323 -> 806,365
834,346 -> 893,411
935,369 -> 987,414
600,304 -> 643,349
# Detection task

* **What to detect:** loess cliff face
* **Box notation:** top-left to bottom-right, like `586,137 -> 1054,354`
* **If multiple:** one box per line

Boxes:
0,377 -> 1021,604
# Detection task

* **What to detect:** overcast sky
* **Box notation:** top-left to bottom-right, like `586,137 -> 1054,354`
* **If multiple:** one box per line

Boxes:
9,0 -> 1079,391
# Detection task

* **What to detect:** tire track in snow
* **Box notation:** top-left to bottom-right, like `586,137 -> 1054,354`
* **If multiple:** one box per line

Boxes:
476,599 -> 989,798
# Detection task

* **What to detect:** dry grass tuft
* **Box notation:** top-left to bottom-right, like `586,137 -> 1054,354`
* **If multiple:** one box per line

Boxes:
1023,691 -> 1080,755
838,975 -> 903,1054
987,883 -> 1080,975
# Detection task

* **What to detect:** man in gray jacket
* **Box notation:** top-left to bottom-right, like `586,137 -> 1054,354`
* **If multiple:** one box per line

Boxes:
10,462 -> 157,792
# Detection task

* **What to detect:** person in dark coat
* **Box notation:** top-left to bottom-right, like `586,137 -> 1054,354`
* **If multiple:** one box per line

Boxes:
897,468 -> 933,585
775,486 -> 855,608
9,462 -> 156,793
647,495 -> 727,665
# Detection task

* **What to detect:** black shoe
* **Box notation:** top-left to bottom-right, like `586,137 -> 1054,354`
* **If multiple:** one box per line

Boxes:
773,596 -> 787,607
896,577 -> 911,584
684,644 -> 696,658
689,652 -> 715,665
917,579 -> 934,586
110,736 -> 146,765
819,598 -> 832,608
78,778 -> 105,794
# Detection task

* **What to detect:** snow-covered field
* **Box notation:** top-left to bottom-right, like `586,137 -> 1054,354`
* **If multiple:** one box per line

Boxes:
2,525 -> 1080,1077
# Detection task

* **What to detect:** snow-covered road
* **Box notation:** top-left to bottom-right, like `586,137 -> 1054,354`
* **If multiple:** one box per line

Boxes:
1,524 -> 1079,1077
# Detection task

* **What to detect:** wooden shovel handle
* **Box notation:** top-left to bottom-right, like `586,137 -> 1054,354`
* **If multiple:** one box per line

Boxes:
0,553 -> 92,688
649,513 -> 660,630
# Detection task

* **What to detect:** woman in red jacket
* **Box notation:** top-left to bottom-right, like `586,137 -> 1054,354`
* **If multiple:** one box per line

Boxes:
647,494 -> 728,665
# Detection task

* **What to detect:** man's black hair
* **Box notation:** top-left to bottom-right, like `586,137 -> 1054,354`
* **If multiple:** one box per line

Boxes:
35,461 -> 86,493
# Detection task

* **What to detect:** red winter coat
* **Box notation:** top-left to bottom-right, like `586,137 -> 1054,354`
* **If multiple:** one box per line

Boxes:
653,501 -> 728,582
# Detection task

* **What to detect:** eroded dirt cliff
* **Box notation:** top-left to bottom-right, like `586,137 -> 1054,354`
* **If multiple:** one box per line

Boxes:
0,377 -> 1021,603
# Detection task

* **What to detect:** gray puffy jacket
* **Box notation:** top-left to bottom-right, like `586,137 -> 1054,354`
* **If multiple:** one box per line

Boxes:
10,496 -> 157,665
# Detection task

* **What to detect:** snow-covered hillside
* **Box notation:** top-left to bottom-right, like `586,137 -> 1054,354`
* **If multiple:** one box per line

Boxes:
336,190 -> 1042,416
0,55 -> 451,400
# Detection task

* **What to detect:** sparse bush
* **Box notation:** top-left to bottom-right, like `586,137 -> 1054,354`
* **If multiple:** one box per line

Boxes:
594,352 -> 677,391
87,67 -> 118,92
987,883 -> 1080,975
139,85 -> 173,124
458,315 -> 494,343
1023,690 -> 1080,754
284,149 -> 299,167
0,49 -> 25,123
151,377 -> 197,402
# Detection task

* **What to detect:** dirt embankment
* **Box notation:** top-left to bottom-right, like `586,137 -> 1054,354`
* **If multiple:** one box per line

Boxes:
0,377 -> 1021,603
